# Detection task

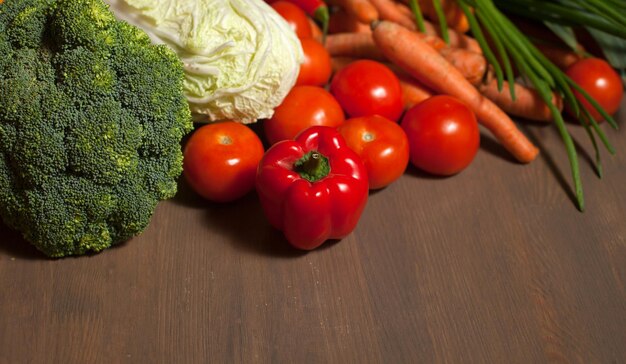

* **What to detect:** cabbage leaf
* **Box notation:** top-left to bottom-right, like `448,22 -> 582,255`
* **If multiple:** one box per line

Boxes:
106,0 -> 304,123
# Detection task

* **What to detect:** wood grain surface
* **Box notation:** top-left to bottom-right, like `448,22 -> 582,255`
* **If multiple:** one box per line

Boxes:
1,102 -> 625,363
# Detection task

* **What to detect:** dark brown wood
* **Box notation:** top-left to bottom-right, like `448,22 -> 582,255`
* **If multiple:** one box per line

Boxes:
1,102 -> 625,363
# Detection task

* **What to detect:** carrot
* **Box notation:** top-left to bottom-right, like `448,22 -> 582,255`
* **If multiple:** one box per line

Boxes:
394,1 -> 469,34
415,0 -> 470,33
329,8 -> 372,34
326,32 -> 488,85
394,0 -> 414,18
415,31 -> 448,51
398,73 -> 434,109
332,56 -> 435,109
393,2 -> 482,53
330,56 -> 357,73
372,20 -> 539,163
369,0 -> 417,30
441,2 -> 470,34
329,0 -> 379,24
424,19 -> 481,53
325,33 -> 387,61
534,43 -> 583,70
478,79 -> 563,122
439,47 -> 487,85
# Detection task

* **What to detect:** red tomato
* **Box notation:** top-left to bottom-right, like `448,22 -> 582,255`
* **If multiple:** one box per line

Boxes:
565,57 -> 623,122
271,1 -> 312,39
296,38 -> 332,86
264,85 -> 345,145
330,60 -> 403,121
183,122 -> 264,203
401,95 -> 480,176
337,115 -> 409,189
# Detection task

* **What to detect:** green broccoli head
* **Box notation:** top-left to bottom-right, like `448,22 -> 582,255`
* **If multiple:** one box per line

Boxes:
0,0 -> 193,257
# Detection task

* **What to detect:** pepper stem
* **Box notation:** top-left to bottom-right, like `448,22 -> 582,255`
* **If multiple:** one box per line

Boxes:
294,151 -> 330,183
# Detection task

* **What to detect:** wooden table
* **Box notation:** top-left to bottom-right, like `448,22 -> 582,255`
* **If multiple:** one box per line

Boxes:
1,102 -> 625,363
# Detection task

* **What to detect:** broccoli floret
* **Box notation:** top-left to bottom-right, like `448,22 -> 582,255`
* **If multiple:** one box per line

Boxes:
0,0 -> 193,257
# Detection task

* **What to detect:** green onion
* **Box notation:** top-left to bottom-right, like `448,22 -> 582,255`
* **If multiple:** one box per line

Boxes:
409,0 -> 427,32
495,0 -> 626,38
473,7 -> 516,96
458,1 -> 504,89
432,0 -> 450,43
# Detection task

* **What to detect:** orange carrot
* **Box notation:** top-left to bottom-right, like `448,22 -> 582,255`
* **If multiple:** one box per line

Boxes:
479,79 -> 563,122
398,74 -> 434,109
372,20 -> 538,163
424,19 -> 481,53
394,1 -> 470,34
414,0 -> 470,33
326,32 -> 488,85
393,2 -> 482,53
395,0 -> 414,18
329,0 -> 379,24
442,2 -> 470,34
330,56 -> 358,73
534,43 -> 583,70
416,31 -> 448,51
329,8 -> 372,34
369,0 -> 417,30
325,32 -> 387,60
439,47 -> 487,85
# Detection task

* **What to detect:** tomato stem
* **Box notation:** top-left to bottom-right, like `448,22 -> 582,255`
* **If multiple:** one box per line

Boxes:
295,151 -> 330,182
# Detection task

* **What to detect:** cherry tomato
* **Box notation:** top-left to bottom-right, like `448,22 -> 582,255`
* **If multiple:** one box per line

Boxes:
565,57 -> 623,122
296,38 -> 332,86
401,95 -> 479,176
330,59 -> 403,121
264,85 -> 345,145
183,122 -> 264,203
271,1 -> 313,39
337,115 -> 409,189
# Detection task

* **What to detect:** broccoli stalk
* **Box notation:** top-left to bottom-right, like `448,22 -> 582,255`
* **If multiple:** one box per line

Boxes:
0,0 -> 193,257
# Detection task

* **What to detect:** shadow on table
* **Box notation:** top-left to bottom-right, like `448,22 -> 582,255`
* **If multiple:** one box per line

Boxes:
202,194 -> 311,258
0,221 -> 44,260
519,122 -> 599,209
479,133 -> 518,163
173,175 -> 309,258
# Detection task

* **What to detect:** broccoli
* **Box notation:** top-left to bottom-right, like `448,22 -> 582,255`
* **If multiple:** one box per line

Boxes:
0,0 -> 193,257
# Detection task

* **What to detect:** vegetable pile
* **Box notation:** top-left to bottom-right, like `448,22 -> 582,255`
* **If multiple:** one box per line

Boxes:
183,0 -> 625,249
0,0 -> 193,257
1,0 -> 624,256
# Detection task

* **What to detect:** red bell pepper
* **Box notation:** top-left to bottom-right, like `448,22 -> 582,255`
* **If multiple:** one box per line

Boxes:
256,126 -> 369,250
